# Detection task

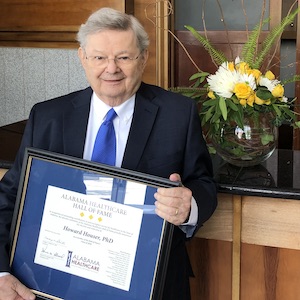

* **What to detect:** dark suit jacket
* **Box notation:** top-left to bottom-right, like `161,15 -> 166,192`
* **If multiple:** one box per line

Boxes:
0,82 -> 217,299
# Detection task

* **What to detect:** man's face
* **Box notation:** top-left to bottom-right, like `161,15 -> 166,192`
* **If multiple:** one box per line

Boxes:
78,29 -> 148,106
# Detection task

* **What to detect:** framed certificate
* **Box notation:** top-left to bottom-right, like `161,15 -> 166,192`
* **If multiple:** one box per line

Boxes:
10,148 -> 177,300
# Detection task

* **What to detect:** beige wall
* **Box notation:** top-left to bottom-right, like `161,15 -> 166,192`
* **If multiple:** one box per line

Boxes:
0,47 -> 88,127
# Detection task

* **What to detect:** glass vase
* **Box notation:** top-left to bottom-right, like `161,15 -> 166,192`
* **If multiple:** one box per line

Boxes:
211,113 -> 277,167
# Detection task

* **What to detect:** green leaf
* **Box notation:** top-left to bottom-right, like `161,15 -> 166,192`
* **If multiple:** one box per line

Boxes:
254,7 -> 300,69
261,133 -> 274,145
199,76 -> 207,83
231,109 -> 244,129
282,106 -> 296,119
189,72 -> 209,80
185,25 -> 227,66
241,18 -> 270,66
202,99 -> 218,107
203,106 -> 215,123
282,75 -> 300,85
219,97 -> 228,120
272,103 -> 282,117
226,99 -> 239,111
256,88 -> 272,100
211,107 -> 222,123
202,98 -> 218,106
207,146 -> 216,154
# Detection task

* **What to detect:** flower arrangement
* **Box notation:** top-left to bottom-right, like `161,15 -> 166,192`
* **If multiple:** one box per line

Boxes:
202,56 -> 300,138
201,56 -> 296,165
173,4 -> 300,165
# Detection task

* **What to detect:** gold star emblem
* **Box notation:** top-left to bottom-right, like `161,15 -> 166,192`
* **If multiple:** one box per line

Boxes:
80,212 -> 84,217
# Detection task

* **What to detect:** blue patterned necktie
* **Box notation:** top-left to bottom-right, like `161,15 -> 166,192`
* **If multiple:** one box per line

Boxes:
91,108 -> 117,166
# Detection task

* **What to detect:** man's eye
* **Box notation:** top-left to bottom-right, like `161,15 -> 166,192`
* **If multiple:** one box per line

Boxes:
94,56 -> 106,61
117,56 -> 130,61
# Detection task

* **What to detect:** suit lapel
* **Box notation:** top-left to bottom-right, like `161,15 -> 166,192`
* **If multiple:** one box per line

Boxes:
63,88 -> 93,158
122,85 -> 159,170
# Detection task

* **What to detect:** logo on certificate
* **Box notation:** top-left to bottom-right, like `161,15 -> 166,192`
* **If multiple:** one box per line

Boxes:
66,250 -> 73,267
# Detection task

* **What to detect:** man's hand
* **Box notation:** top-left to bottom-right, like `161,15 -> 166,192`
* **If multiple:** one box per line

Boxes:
0,274 -> 35,300
154,173 -> 192,225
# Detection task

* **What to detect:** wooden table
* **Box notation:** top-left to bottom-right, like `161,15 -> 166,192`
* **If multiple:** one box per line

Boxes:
187,150 -> 300,300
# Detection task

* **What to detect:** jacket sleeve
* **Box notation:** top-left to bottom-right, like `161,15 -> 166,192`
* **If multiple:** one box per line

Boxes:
0,107 -> 36,272
181,100 -> 218,234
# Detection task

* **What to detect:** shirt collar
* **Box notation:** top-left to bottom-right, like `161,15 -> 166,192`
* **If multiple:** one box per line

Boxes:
91,92 -> 135,124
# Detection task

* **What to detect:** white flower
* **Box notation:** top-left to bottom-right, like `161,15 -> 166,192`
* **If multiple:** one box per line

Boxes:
207,62 -> 239,98
235,56 -> 241,65
259,76 -> 280,92
238,73 -> 257,90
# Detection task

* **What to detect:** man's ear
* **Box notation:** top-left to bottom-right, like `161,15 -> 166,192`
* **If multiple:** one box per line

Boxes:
141,49 -> 149,70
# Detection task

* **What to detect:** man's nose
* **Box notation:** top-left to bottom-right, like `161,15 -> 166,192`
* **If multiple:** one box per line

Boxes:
105,58 -> 119,72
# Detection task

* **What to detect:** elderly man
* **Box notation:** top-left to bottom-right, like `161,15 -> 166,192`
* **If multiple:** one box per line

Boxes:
0,7 -> 217,300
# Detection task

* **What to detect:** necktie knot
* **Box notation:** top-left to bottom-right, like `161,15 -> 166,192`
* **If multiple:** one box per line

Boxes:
104,108 -> 117,124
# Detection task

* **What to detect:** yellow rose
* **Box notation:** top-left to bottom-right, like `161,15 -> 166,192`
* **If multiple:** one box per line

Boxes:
247,94 -> 255,107
265,70 -> 275,80
249,69 -> 261,81
237,62 -> 250,74
234,83 -> 252,99
239,99 -> 247,106
228,62 -> 235,72
208,91 -> 216,99
272,84 -> 284,98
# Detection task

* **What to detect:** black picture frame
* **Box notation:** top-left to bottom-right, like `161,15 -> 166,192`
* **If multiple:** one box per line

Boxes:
9,147 -> 177,300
